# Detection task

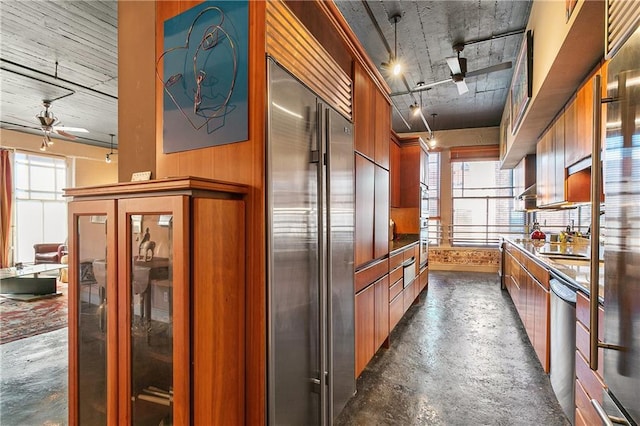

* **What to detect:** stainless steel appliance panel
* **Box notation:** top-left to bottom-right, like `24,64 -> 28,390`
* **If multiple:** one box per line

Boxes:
267,61 -> 321,425
603,25 -> 640,426
326,107 -> 356,420
267,59 -> 355,425
549,278 -> 577,425
419,218 -> 429,268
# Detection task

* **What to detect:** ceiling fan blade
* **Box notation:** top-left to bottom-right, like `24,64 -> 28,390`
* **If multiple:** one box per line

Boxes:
54,129 -> 78,139
455,80 -> 469,95
419,78 -> 452,90
54,126 -> 89,133
466,61 -> 513,78
446,56 -> 461,75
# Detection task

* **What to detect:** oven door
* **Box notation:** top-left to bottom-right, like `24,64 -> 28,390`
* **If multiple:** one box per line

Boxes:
419,219 -> 429,268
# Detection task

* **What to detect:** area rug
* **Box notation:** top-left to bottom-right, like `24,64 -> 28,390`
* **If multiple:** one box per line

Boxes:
0,281 -> 68,344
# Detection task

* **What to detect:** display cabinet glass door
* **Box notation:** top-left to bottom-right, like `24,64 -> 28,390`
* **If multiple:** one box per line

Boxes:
130,214 -> 173,424
119,197 -> 188,426
68,200 -> 117,426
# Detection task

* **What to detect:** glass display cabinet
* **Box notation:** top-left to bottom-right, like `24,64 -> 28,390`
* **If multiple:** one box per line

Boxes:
66,177 -> 247,425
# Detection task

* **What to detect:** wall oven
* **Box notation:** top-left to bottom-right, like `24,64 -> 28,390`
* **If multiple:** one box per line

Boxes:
419,220 -> 428,268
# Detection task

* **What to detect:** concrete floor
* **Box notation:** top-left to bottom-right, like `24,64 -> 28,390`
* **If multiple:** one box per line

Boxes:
335,271 -> 570,426
0,271 -> 569,425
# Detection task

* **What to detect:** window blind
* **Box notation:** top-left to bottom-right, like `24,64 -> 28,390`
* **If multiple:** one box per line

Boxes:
606,0 -> 640,58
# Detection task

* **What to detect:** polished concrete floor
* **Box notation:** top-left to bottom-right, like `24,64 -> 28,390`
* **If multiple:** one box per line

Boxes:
335,271 -> 570,425
0,271 -> 569,425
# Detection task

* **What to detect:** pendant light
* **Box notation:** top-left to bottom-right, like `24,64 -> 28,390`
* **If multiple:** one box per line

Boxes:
105,133 -> 115,163
382,14 -> 402,76
430,114 -> 438,148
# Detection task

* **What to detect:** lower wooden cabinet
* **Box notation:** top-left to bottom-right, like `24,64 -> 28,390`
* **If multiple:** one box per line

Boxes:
355,284 -> 376,377
574,291 -> 606,424
503,242 -> 550,372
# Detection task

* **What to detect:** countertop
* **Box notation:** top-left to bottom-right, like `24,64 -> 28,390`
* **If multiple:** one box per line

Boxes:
390,234 -> 419,253
504,236 -> 605,302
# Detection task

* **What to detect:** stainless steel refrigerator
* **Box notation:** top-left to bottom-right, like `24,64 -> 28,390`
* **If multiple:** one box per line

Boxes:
601,25 -> 640,426
266,59 -> 356,425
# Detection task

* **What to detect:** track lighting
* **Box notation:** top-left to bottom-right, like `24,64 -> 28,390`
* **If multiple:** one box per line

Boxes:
105,153 -> 111,163
40,139 -> 48,151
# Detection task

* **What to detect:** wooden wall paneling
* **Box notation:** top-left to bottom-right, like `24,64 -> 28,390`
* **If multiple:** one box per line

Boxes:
355,154 -> 375,267
193,198 -> 245,425
154,3 -> 267,424
119,1 -> 158,183
374,165 -> 390,259
355,284 -> 375,377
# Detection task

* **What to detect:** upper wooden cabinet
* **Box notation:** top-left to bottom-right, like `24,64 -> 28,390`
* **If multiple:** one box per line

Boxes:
354,63 -> 374,159
353,62 -> 391,169
398,137 -> 426,208
355,154 -> 389,268
374,90 -> 390,169
537,114 -> 566,207
389,137 -> 401,208
565,67 -> 603,168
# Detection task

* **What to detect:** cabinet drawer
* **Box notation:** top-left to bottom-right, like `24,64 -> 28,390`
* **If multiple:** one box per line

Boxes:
526,257 -> 549,289
575,321 -> 604,374
403,245 -> 417,262
574,406 -> 588,426
575,292 -> 604,340
355,258 -> 388,293
389,251 -> 404,271
389,292 -> 403,331
389,279 -> 402,301
419,267 -> 428,293
575,350 -> 605,404
575,378 -> 601,426
389,265 -> 403,285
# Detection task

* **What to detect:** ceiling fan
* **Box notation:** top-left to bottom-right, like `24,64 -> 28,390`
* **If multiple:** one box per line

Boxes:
414,44 -> 513,95
36,100 -> 88,148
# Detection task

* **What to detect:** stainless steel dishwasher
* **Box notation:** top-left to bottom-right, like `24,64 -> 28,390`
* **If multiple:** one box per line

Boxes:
549,276 -> 578,425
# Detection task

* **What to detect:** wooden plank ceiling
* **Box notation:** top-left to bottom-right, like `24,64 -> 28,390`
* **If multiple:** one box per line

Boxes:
0,1 -> 117,148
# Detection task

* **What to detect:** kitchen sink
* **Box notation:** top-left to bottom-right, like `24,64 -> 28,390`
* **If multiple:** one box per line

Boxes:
538,252 -> 590,260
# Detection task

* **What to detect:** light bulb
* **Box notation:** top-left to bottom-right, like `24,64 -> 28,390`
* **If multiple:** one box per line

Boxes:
430,136 -> 437,148
105,153 -> 111,164
392,61 -> 402,76
412,104 -> 420,117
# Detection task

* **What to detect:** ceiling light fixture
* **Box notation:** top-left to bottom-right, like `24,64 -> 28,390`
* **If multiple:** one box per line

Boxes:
105,133 -> 116,163
410,102 -> 420,117
381,14 -> 402,76
430,113 -> 438,147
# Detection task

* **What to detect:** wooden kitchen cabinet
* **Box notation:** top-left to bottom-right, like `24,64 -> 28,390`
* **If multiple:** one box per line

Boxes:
374,89 -> 390,169
355,153 -> 389,268
574,291 -> 606,425
354,258 -> 389,377
354,62 -> 374,159
66,177 -> 246,426
390,137 -> 401,208
374,166 -> 390,260
398,138 -> 426,208
537,114 -> 566,207
503,242 -> 550,372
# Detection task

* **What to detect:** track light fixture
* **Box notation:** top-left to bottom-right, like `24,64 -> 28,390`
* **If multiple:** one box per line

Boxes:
105,133 -> 116,163
381,14 -> 402,76
410,102 -> 420,117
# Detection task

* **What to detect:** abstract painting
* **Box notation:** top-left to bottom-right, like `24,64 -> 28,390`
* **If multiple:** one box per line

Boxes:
158,1 -> 248,153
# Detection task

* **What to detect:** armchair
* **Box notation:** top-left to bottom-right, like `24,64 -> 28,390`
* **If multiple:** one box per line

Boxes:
33,243 -> 66,264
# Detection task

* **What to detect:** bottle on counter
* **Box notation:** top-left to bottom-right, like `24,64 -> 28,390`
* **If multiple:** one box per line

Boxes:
530,221 -> 546,240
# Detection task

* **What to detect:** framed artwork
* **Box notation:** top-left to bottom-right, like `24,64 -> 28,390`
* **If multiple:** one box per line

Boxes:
510,30 -> 533,135
157,1 -> 249,153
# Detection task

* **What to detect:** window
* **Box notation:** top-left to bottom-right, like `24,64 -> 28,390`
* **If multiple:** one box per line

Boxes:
451,160 -> 524,246
427,151 -> 441,245
14,152 -> 68,263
